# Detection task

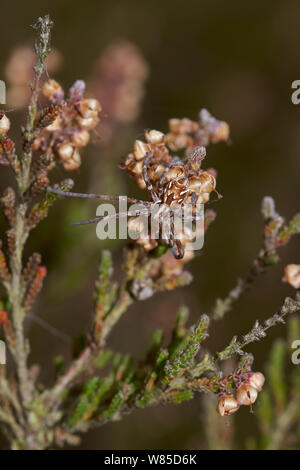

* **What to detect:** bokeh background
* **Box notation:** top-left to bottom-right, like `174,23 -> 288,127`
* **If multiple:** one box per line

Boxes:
1,0 -> 300,449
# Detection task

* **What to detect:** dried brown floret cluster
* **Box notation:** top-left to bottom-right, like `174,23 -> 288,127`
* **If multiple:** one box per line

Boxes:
217,372 -> 265,416
283,264 -> 300,289
88,41 -> 149,128
167,108 -> 230,151
123,110 -> 229,259
33,79 -> 101,171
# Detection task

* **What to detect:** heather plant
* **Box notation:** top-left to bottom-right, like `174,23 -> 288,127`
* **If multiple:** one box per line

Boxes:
0,16 -> 300,450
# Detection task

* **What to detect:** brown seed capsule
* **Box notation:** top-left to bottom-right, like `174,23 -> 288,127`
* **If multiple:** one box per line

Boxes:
63,150 -> 81,171
179,118 -> 194,134
133,140 -> 150,160
210,121 -> 230,143
42,79 -> 64,101
283,264 -> 300,289
127,159 -> 143,176
198,172 -> 216,194
236,384 -> 258,406
46,116 -> 62,132
72,130 -> 90,147
78,98 -> 101,118
32,135 -> 47,152
248,372 -> 265,392
0,114 -> 10,135
216,394 -> 240,416
168,118 -> 181,134
145,129 -> 165,145
188,175 -> 202,195
57,142 -> 75,161
137,236 -> 158,251
166,133 -> 192,151
77,115 -> 99,130
199,192 -> 210,204
135,176 -> 147,189
164,165 -> 185,183
147,162 -> 166,183
124,153 -> 135,166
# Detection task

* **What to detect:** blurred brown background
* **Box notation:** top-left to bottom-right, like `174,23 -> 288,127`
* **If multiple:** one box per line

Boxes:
1,0 -> 300,449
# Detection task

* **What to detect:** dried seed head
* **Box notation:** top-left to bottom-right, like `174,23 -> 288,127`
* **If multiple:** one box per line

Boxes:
179,118 -> 194,134
133,139 -> 150,160
72,130 -> 90,147
283,264 -> 300,289
77,115 -> 99,130
248,372 -> 265,392
236,384 -> 258,406
145,129 -> 165,145
42,79 -> 64,101
216,393 -> 240,416
57,142 -> 75,161
63,150 -> 81,171
166,133 -> 193,151
46,116 -> 62,132
127,159 -> 143,176
0,114 -> 10,135
78,98 -> 101,118
210,121 -> 230,143
198,109 -> 230,146
32,135 -> 47,152
164,165 -> 185,183
137,237 -> 158,251
87,41 -> 148,130
199,192 -> 210,204
188,175 -> 202,194
147,162 -> 166,183
199,172 -> 216,193
168,118 -> 181,133
135,176 -> 147,189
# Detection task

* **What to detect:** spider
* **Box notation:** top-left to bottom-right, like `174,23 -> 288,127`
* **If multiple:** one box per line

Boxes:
49,147 -> 216,260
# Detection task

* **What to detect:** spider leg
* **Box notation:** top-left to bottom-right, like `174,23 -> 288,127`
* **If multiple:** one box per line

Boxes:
170,209 -> 185,259
142,152 -> 160,203
157,157 -> 181,198
70,208 -> 151,226
168,210 -> 176,248
160,208 -> 178,251
171,239 -> 185,260
158,210 -> 185,259
191,191 -> 197,207
48,187 -> 145,205
190,190 -> 199,220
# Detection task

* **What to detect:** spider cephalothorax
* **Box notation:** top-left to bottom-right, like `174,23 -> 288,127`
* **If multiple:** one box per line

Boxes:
49,111 -> 229,260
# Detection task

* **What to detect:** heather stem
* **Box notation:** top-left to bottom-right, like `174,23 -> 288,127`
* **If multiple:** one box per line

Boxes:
5,14 -> 53,430
21,15 -> 53,194
9,205 -> 30,404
